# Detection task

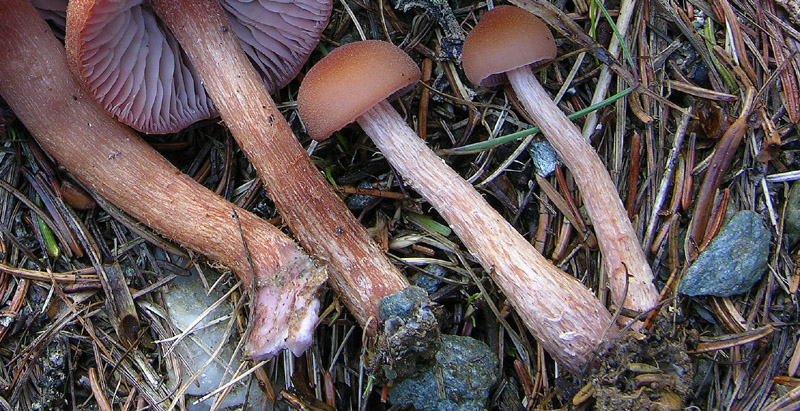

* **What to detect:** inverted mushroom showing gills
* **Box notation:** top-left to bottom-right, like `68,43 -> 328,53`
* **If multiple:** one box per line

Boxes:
297,40 -> 618,374
66,0 -> 331,134
462,6 -> 658,313
220,0 -> 331,94
66,0 -> 215,134
0,0 -> 325,361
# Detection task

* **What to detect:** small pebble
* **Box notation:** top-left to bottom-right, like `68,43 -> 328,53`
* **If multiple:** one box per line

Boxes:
164,273 -> 266,410
378,286 -> 440,380
411,264 -> 446,294
345,181 -> 375,210
388,335 -> 499,411
528,137 -> 562,177
679,210 -> 770,297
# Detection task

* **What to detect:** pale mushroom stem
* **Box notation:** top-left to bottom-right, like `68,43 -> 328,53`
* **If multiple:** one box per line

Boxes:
0,0 -> 324,360
506,65 -> 659,312
149,0 -> 410,331
357,99 -> 617,374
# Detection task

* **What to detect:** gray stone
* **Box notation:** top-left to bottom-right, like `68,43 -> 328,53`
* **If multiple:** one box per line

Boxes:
527,137 -> 562,177
164,273 -> 267,410
388,335 -> 499,411
345,181 -> 375,211
379,285 -> 431,320
784,180 -> 800,248
679,210 -> 771,297
411,265 -> 446,294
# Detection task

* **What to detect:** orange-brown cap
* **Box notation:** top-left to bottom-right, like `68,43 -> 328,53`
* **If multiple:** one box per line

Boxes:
298,40 -> 421,141
462,6 -> 556,87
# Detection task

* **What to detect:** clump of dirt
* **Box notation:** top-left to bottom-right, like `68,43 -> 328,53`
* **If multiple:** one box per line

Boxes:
582,314 -> 698,410
371,286 -> 442,381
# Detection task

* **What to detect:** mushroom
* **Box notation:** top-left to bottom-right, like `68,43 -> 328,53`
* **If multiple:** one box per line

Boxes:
67,0 -> 412,334
65,0 -> 330,134
0,0 -> 325,361
462,5 -> 658,313
297,40 -> 617,374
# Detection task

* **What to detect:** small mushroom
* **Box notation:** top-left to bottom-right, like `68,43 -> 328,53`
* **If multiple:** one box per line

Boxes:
0,0 -> 325,361
298,40 -> 617,374
462,6 -> 658,313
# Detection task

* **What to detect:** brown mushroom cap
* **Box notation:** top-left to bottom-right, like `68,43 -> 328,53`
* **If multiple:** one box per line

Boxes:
65,0 -> 331,134
298,40 -> 421,141
462,5 -> 556,87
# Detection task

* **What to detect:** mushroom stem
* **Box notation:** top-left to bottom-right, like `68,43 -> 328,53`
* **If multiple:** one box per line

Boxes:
357,99 -> 616,374
149,0 -> 410,330
0,0 -> 324,360
506,65 -> 658,313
